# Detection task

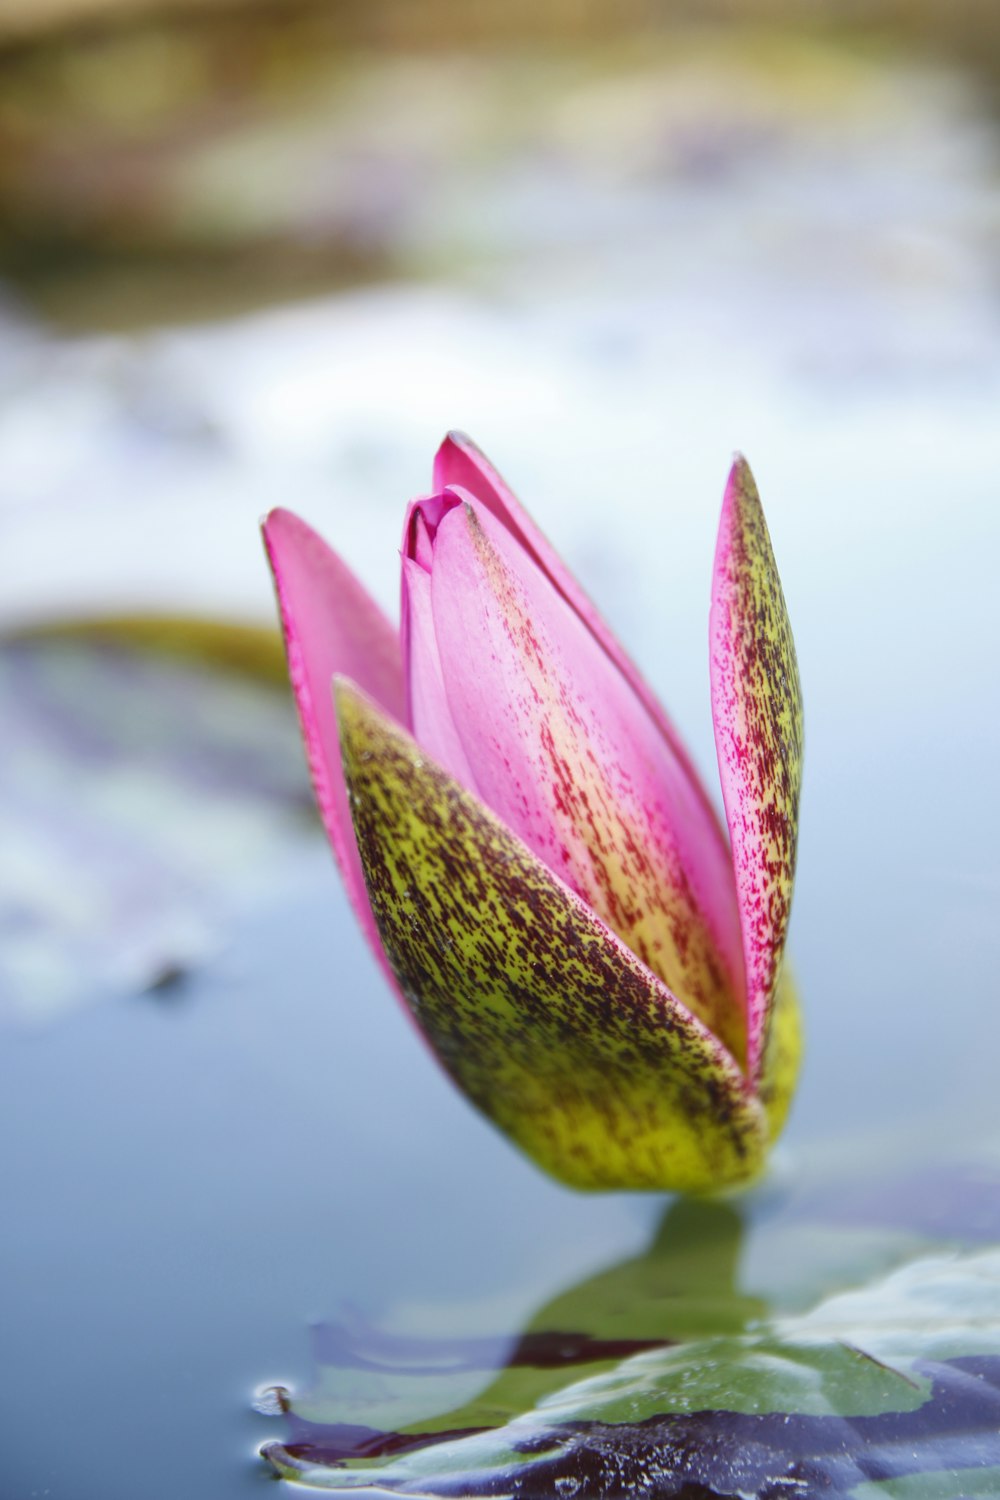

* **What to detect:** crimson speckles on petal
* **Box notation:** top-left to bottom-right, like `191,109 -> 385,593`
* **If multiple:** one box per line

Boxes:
263,435 -> 804,1193
710,457 -> 803,1084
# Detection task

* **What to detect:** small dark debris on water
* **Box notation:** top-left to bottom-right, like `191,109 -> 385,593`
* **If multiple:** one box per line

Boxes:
144,962 -> 192,997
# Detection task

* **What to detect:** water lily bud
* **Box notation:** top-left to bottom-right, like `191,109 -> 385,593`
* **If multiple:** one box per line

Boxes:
263,436 -> 803,1192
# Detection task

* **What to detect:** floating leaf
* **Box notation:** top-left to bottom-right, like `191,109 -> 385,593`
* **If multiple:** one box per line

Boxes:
261,1153 -> 1000,1496
0,626 -> 316,1022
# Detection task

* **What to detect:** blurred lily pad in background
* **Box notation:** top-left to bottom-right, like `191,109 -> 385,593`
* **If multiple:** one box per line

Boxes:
0,626 -> 316,1022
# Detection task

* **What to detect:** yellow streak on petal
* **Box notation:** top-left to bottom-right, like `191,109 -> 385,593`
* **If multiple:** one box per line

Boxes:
336,679 -> 769,1194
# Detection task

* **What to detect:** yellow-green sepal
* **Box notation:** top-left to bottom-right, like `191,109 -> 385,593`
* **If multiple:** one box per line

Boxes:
336,678 -> 774,1194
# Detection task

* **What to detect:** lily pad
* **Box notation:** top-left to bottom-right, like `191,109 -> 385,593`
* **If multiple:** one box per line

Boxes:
260,1153 -> 1000,1496
0,625 -> 316,1023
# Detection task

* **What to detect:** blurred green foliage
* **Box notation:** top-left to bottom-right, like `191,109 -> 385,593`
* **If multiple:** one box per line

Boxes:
0,0 -> 998,327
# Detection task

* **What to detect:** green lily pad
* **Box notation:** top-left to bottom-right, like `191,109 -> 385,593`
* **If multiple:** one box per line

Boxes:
260,1152 -> 1000,1496
0,624 -> 316,1023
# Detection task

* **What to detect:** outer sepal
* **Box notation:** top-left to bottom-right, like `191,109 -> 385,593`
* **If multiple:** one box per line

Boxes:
335,678 -> 770,1194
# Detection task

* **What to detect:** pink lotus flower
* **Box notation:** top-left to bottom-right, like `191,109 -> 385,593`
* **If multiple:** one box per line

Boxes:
263,434 -> 803,1192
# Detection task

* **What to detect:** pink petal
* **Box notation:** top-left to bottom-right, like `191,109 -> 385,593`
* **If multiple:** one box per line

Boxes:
434,432 -> 726,850
262,507 -> 406,985
401,552 -> 477,789
430,495 -> 747,1064
710,458 -> 803,1081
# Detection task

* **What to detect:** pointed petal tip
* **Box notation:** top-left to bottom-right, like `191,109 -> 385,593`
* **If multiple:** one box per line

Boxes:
722,454 -> 757,506
440,427 -> 476,452
333,673 -> 391,743
331,670 -> 361,722
260,505 -> 284,553
433,429 -> 484,491
260,506 -> 323,566
434,430 -> 460,471
260,503 -> 297,535
261,504 -> 286,532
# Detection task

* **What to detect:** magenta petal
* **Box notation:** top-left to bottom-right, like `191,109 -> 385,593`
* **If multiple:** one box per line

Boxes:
434,432 -> 726,844
401,555 -> 477,789
710,458 -> 803,1081
430,497 -> 747,1062
262,507 -> 406,983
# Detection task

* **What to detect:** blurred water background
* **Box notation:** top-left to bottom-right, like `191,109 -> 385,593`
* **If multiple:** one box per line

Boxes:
0,2 -> 999,1496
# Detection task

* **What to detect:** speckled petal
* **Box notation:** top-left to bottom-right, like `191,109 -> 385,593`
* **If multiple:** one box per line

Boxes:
434,432 -> 729,845
710,458 -> 803,1082
262,508 -> 405,984
430,497 -> 746,1064
335,678 -> 769,1193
